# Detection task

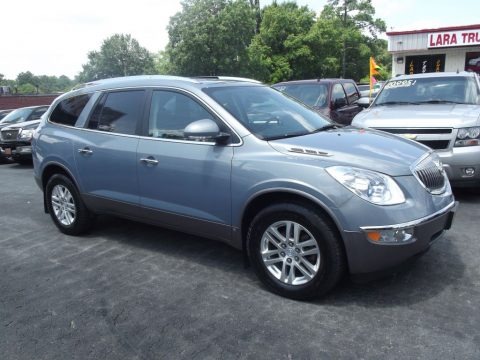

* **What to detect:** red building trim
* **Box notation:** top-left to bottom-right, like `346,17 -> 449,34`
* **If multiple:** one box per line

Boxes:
387,24 -> 480,36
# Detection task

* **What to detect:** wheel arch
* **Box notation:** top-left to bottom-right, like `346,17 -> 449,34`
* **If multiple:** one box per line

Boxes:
240,189 -> 347,265
41,162 -> 80,213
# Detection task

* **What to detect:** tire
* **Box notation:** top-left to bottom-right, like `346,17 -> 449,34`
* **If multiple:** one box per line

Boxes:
45,174 -> 93,235
247,203 -> 345,300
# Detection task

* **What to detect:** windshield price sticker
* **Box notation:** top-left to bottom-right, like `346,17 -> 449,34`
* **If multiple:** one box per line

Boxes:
385,80 -> 417,89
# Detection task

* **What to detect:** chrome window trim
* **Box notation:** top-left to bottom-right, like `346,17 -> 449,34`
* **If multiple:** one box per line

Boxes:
46,85 -> 244,147
360,201 -> 456,231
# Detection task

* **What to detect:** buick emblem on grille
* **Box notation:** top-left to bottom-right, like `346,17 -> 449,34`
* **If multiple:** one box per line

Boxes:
5,132 -> 12,139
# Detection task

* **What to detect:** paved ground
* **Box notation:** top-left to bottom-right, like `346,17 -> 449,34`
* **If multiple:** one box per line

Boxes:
0,162 -> 479,360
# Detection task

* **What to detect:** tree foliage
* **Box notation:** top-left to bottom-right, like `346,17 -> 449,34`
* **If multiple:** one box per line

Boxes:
323,0 -> 386,78
248,2 -> 316,83
78,34 -> 155,82
325,0 -> 386,37
166,0 -> 256,76
0,71 -> 75,94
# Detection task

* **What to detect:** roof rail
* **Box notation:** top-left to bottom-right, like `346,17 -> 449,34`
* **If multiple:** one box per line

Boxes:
192,76 -> 262,84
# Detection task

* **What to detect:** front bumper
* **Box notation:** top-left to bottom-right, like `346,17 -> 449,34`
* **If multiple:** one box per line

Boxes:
343,201 -> 457,275
0,142 -> 33,160
438,147 -> 480,185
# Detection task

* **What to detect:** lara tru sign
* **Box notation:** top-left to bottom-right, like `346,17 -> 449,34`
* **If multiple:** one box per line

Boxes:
428,29 -> 480,48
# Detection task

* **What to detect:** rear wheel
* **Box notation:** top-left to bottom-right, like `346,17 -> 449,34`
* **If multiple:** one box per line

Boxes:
45,174 -> 93,235
247,203 -> 345,300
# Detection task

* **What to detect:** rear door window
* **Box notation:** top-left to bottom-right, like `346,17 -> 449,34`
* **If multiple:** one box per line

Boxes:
87,90 -> 145,135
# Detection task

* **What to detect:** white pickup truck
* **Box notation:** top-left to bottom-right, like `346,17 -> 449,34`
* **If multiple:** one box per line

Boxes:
352,72 -> 480,187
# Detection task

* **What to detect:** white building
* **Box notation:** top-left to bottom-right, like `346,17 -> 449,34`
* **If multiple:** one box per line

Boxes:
387,24 -> 480,76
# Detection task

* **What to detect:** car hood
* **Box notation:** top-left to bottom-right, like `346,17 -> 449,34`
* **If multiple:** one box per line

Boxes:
268,127 -> 428,176
353,104 -> 480,128
1,119 -> 41,130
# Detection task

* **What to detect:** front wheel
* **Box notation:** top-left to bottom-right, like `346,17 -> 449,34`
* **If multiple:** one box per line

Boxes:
247,203 -> 345,300
45,174 -> 93,235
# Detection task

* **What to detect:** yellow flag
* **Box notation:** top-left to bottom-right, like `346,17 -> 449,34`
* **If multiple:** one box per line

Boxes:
369,57 -> 381,92
370,57 -> 380,77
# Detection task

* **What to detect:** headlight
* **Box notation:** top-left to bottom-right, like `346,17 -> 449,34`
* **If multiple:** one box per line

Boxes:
19,129 -> 35,140
326,166 -> 405,205
455,127 -> 480,147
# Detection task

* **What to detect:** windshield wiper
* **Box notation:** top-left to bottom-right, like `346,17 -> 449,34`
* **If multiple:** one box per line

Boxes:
311,123 -> 344,133
265,132 -> 309,140
416,100 -> 466,104
375,101 -> 420,106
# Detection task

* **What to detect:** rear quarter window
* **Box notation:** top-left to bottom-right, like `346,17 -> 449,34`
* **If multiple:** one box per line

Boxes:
50,94 -> 92,126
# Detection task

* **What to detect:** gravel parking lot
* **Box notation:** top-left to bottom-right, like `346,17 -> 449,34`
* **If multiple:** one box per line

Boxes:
0,162 -> 479,359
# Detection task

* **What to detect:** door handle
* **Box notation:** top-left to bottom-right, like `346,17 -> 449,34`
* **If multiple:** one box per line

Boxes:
140,157 -> 159,165
78,147 -> 93,155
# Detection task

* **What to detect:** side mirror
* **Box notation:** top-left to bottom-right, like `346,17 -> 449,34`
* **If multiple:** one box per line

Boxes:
184,119 -> 230,143
333,97 -> 347,109
357,97 -> 371,108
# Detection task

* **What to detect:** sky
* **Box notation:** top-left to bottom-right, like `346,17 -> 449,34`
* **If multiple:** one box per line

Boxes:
1,0 -> 479,80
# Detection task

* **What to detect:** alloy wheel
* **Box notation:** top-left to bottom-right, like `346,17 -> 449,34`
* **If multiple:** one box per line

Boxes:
260,220 -> 321,286
51,184 -> 76,226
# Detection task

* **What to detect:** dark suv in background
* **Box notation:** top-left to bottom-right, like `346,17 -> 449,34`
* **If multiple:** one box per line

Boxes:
272,79 -> 363,125
0,105 -> 49,163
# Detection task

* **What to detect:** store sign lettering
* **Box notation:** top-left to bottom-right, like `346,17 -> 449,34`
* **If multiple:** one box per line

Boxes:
428,29 -> 480,48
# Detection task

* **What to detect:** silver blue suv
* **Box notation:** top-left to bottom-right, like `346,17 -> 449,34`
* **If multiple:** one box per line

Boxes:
33,76 -> 457,300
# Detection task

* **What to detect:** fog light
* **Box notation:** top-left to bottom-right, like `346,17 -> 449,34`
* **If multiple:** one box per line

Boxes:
365,227 -> 415,245
464,167 -> 475,177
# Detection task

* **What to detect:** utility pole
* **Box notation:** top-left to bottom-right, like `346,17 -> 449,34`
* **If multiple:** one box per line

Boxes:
341,0 -> 348,78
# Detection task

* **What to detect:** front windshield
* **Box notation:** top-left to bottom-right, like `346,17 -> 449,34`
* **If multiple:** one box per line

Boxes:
273,83 -> 329,108
374,76 -> 480,106
0,108 -> 33,124
203,86 -> 331,140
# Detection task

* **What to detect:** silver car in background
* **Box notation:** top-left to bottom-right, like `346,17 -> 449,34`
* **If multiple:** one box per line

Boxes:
352,72 -> 480,186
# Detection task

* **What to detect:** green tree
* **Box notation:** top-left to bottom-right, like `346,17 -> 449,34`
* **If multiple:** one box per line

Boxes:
166,0 -> 256,76
154,51 -> 174,75
247,2 -> 316,83
17,83 -> 37,94
78,34 -> 155,82
17,71 -> 39,87
324,0 -> 386,78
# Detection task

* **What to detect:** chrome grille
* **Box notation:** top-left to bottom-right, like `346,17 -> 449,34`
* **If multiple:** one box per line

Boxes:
375,128 -> 453,150
413,154 -> 447,194
0,129 -> 19,142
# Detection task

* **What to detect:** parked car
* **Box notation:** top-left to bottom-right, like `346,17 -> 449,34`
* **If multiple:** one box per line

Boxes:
0,105 -> 49,129
0,119 -> 44,163
33,76 -> 456,300
272,79 -> 363,125
352,72 -> 480,187
358,82 -> 385,99
0,109 -> 13,121
0,105 -> 49,162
